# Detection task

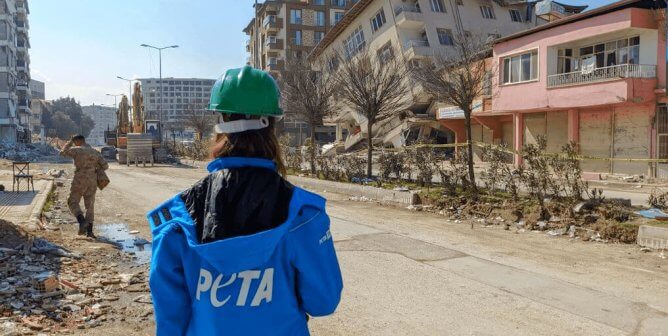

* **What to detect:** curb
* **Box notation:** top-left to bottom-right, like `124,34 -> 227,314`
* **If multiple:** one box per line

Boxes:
22,179 -> 54,232
288,175 -> 417,205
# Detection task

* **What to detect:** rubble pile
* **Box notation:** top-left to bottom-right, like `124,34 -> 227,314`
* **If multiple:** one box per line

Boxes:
0,220 -> 153,334
0,141 -> 58,162
417,193 -> 641,244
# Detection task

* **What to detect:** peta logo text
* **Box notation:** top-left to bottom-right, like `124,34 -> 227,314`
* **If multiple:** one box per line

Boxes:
196,268 -> 274,308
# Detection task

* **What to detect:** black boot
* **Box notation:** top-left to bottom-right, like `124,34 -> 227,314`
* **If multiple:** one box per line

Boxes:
86,222 -> 96,239
76,214 -> 86,236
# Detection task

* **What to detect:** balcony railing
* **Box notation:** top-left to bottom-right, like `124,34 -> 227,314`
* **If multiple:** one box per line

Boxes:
405,39 -> 429,49
547,64 -> 656,88
395,4 -> 421,16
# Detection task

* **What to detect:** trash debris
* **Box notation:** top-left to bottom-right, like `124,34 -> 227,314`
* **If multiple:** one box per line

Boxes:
636,208 -> 668,220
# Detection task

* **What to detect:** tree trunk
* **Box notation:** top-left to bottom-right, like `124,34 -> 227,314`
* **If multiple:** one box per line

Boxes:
309,125 -> 316,175
464,111 -> 477,193
367,121 -> 373,178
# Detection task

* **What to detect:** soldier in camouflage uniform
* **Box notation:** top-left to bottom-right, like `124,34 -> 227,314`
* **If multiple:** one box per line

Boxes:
60,135 -> 109,238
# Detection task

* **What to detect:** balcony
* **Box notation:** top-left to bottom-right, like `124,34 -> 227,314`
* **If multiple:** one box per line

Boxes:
265,60 -> 284,72
403,39 -> 431,59
17,81 -> 29,92
395,4 -> 423,28
547,64 -> 656,88
265,38 -> 284,51
263,16 -> 283,32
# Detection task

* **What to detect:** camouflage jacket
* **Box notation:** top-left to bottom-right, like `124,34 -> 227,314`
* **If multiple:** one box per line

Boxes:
60,142 -> 109,177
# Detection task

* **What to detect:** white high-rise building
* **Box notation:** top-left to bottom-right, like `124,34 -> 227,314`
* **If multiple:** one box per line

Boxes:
0,0 -> 31,144
137,77 -> 216,126
82,104 -> 116,146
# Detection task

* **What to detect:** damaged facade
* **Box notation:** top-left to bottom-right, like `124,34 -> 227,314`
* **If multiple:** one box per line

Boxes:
0,0 -> 30,144
459,0 -> 668,179
309,0 -> 564,155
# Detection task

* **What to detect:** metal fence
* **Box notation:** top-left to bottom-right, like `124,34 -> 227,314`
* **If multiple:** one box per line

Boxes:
547,64 -> 656,88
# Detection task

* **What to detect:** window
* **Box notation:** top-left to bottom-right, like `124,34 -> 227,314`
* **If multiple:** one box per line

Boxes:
502,50 -> 538,84
565,36 -> 640,74
313,0 -> 324,5
334,11 -> 345,25
331,0 -> 346,7
315,11 -> 326,26
370,9 -> 386,33
343,26 -> 365,58
314,31 -> 325,45
328,56 -> 340,71
509,9 -> 522,22
480,5 -> 495,19
437,28 -> 453,46
430,0 -> 446,13
290,9 -> 302,24
293,30 -> 302,45
377,42 -> 394,63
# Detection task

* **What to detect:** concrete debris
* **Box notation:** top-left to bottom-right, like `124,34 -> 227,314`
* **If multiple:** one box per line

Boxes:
349,196 -> 372,202
620,175 -> 641,183
640,247 -> 652,253
0,140 -> 58,162
547,228 -> 567,236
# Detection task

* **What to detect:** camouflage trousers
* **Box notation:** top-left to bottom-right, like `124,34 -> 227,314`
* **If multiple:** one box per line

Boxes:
67,174 -> 97,224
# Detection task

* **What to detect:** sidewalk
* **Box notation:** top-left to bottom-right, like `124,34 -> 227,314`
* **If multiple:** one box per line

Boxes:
0,178 -> 53,230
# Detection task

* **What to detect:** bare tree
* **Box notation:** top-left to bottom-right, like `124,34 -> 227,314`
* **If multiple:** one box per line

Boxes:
183,104 -> 216,140
282,58 -> 337,174
411,33 -> 494,192
334,48 -> 410,178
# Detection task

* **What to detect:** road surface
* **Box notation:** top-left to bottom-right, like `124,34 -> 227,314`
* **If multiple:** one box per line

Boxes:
90,163 -> 668,335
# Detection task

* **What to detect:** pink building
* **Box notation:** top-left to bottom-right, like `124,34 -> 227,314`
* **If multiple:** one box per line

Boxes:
441,0 -> 668,178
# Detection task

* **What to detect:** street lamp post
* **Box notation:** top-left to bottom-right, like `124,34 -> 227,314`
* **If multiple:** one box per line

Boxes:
140,44 -> 179,140
116,76 -> 133,103
105,93 -> 123,108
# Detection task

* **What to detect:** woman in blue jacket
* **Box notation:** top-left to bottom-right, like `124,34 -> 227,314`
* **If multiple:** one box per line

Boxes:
147,66 -> 343,335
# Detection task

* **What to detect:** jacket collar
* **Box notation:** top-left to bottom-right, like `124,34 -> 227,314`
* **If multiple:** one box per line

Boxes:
207,157 -> 277,173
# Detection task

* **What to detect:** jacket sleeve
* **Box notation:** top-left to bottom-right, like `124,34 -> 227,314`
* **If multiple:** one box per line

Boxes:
149,225 -> 191,335
288,208 -> 343,317
59,141 -> 78,158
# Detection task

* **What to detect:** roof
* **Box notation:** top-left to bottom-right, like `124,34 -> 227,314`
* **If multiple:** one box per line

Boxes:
308,0 -> 374,60
495,0 -> 666,44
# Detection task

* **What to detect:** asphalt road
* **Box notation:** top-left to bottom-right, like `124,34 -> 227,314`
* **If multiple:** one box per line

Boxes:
91,162 -> 668,335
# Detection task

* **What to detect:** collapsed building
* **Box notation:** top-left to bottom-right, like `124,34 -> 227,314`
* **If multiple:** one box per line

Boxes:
310,0 -> 586,156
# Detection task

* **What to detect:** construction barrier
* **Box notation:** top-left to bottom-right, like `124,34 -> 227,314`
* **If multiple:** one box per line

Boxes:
336,141 -> 668,163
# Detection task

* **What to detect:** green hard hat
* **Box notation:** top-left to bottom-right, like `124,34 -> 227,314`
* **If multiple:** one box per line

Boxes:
207,65 -> 282,117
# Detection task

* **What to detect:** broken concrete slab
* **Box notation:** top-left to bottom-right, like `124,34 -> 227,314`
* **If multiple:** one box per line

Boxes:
637,225 -> 668,249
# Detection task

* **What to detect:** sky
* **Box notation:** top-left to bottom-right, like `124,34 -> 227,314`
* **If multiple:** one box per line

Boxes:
30,0 -> 616,106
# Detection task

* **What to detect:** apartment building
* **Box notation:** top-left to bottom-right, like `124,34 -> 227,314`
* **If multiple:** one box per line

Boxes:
29,98 -> 48,138
440,0 -> 667,178
309,0 -> 539,151
29,78 -> 43,99
82,104 -> 117,146
0,0 -> 30,144
243,0 -> 356,146
137,77 -> 216,125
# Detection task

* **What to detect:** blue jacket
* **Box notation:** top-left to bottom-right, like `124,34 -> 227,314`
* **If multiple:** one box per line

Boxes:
147,157 -> 343,335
